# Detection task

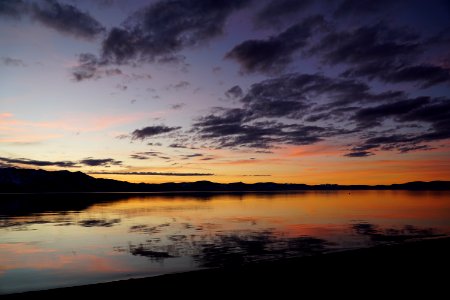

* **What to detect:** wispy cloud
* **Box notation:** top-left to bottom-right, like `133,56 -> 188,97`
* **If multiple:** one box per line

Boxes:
89,171 -> 214,176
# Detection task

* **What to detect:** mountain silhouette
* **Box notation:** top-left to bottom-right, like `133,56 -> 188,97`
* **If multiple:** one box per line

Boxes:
0,167 -> 449,192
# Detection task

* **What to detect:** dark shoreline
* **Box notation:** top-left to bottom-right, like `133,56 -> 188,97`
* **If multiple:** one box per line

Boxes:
2,167 -> 450,192
4,237 -> 449,298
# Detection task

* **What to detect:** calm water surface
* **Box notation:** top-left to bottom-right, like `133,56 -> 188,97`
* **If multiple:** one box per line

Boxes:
1,191 -> 449,294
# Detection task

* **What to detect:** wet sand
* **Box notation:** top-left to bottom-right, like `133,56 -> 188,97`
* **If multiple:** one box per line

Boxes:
4,237 -> 449,298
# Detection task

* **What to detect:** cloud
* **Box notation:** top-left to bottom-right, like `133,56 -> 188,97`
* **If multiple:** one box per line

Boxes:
312,22 -> 450,88
0,156 -> 79,168
71,53 -> 123,82
101,0 -> 251,64
131,125 -> 182,140
180,153 -> 203,160
226,15 -> 326,74
342,62 -> 450,88
169,143 -> 188,148
352,97 -> 430,128
0,0 -> 27,19
344,151 -> 374,157
115,134 -> 129,140
79,158 -> 122,167
397,144 -> 434,153
31,0 -> 105,39
89,171 -> 214,176
225,85 -> 243,99
346,97 -> 450,154
193,115 -> 331,149
188,71 -> 450,156
72,53 -> 99,81
351,97 -> 450,143
254,0 -> 313,29
0,156 -> 124,168
1,56 -> 26,67
312,22 -> 420,66
171,103 -> 185,110
381,65 -> 450,88
166,81 -> 190,91
190,73 -> 402,149
238,73 -> 389,118
130,151 -> 171,160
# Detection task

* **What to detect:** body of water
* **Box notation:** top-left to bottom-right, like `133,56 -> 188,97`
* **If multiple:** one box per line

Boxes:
1,191 -> 449,294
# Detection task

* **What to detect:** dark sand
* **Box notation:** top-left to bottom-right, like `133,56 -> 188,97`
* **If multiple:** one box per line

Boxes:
4,237 -> 449,298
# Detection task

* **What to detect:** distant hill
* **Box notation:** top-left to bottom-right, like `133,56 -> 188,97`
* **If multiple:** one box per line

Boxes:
0,167 -> 449,192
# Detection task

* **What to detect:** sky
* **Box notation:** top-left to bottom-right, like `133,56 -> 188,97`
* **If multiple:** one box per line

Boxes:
1,0 -> 450,184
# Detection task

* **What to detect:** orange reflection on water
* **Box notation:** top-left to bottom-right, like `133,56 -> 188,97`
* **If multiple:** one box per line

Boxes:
1,191 -> 449,294
77,191 -> 450,228
0,243 -> 132,275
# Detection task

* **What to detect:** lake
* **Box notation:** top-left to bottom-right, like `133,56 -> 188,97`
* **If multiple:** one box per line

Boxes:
1,191 -> 449,294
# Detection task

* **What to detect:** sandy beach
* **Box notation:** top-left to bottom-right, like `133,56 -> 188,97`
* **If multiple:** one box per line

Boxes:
4,237 -> 449,299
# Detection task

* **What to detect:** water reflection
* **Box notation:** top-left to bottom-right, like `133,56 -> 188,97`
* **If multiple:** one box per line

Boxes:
78,218 -> 121,227
0,191 -> 449,294
352,222 -> 441,243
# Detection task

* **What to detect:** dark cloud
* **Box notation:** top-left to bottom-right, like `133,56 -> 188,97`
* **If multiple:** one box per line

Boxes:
344,151 -> 374,157
343,62 -> 450,88
349,134 -> 421,155
115,134 -> 129,140
238,73 -> 385,119
130,151 -> 171,160
346,97 -> 450,155
190,73 -> 403,149
333,0 -> 394,18
180,153 -> 203,160
0,0 -> 27,19
71,53 -> 123,81
189,71 -> 450,155
400,98 -> 450,141
312,22 -> 420,66
72,53 -> 99,81
0,156 -> 123,168
313,22 -> 450,88
226,15 -> 326,74
31,0 -> 105,39
131,125 -> 181,140
352,97 -> 450,144
225,85 -> 243,99
381,65 -> 450,88
254,0 -> 313,28
352,97 -> 430,128
169,143 -> 188,149
397,144 -> 434,153
79,158 -> 122,167
89,171 -> 214,176
101,0 -> 251,64
171,103 -> 185,110
0,156 -> 79,168
193,115 -> 332,149
167,81 -> 190,91
1,56 -> 26,67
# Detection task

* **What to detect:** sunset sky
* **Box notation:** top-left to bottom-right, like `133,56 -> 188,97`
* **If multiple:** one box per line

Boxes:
1,0 -> 450,184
